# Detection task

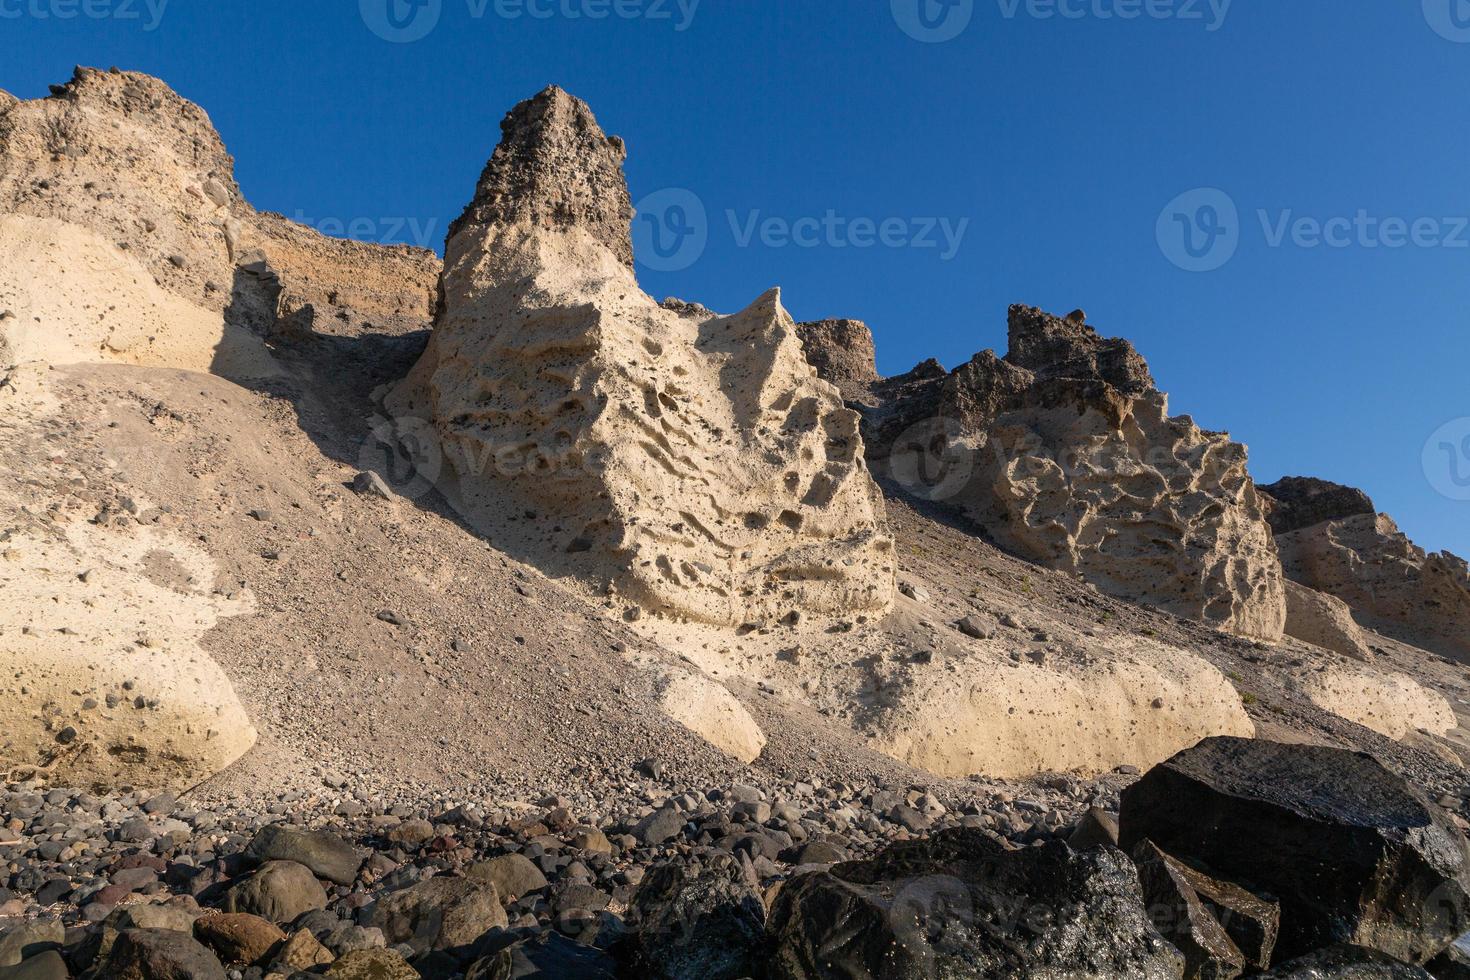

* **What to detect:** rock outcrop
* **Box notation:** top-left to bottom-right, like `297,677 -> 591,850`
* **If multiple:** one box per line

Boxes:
795,318 -> 879,402
387,87 -> 894,628
807,305 -> 1286,640
1276,511 -> 1470,663
0,67 -> 439,376
0,515 -> 257,791
767,828 -> 1187,979
1284,578 -> 1373,661
1260,476 -> 1377,536
1120,737 -> 1470,966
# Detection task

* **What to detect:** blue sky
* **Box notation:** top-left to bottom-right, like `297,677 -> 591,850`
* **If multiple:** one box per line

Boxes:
4,0 -> 1468,556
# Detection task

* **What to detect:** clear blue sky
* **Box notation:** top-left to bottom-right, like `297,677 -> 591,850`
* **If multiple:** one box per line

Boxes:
5,0 -> 1468,557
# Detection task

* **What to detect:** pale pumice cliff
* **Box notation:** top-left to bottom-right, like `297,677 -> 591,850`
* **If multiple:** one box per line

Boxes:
387,86 -> 896,629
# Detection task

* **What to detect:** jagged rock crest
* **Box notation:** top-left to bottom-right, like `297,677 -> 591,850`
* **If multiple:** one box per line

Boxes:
389,87 -> 895,627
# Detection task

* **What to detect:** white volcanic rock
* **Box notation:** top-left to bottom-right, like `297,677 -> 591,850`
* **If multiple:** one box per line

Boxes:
1283,579 -> 1373,661
0,515 -> 257,790
873,635 -> 1254,779
1285,659 -> 1456,742
388,87 -> 894,629
1277,512 -> 1470,663
860,306 -> 1286,640
0,67 -> 439,376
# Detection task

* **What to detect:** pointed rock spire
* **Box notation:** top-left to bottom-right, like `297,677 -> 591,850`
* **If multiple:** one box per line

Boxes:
451,85 -> 634,266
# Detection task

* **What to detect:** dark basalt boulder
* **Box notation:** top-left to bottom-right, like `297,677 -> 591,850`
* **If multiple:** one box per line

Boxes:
766,828 -> 1185,979
625,859 -> 766,980
465,931 -> 618,979
1258,476 -> 1377,535
1133,840 -> 1250,980
1259,944 -> 1434,978
1119,737 -> 1470,966
102,928 -> 228,980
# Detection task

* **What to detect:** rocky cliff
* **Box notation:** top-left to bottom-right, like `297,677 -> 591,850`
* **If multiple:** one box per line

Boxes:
0,67 -> 439,377
805,307 -> 1287,640
387,87 -> 895,627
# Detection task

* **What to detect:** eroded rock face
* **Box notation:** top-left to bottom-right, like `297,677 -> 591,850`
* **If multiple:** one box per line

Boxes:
815,305 -> 1286,639
796,319 -> 879,401
0,67 -> 439,375
767,828 -> 1186,979
1276,513 -> 1470,663
1284,579 -> 1373,661
1119,737 -> 1470,966
388,87 -> 894,627
1260,476 -> 1377,536
0,517 -> 257,791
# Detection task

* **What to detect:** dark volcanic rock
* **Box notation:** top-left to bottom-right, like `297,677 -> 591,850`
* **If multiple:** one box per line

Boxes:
450,85 -> 633,266
1119,737 -> 1470,965
367,875 -> 507,953
767,828 -> 1184,979
797,318 -> 879,399
628,860 -> 766,980
245,824 -> 363,885
1133,840 -> 1248,980
1006,303 -> 1155,395
466,932 -> 618,979
1260,944 -> 1434,978
1259,476 -> 1377,535
103,928 -> 228,980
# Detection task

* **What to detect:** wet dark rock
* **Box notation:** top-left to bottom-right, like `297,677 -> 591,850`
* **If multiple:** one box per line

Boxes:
1260,944 -> 1434,978
1133,840 -> 1247,980
767,828 -> 1184,979
1120,737 -> 1470,965
628,860 -> 766,980
466,931 -> 618,978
